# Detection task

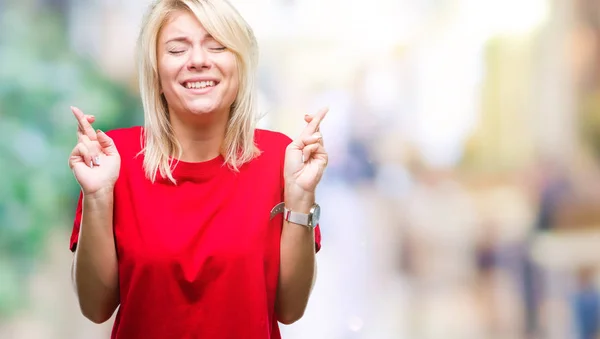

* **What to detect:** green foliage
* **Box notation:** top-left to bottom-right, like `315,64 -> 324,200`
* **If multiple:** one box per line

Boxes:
0,4 -> 142,318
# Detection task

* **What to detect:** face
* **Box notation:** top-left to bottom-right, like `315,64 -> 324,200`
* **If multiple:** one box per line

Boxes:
157,11 -> 239,120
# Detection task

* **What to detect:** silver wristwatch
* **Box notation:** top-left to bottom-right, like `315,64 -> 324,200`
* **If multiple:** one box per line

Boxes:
270,202 -> 321,228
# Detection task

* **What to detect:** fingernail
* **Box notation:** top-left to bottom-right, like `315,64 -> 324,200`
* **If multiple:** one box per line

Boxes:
96,129 -> 103,134
301,154 -> 305,163
90,161 -> 94,169
94,156 -> 100,165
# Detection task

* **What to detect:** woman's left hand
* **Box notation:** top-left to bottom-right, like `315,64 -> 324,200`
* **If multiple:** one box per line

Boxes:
284,107 -> 329,209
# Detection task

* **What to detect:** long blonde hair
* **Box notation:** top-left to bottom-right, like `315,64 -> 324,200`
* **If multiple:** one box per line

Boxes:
137,0 -> 260,183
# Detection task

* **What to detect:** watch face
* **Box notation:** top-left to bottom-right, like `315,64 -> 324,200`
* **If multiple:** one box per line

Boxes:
311,204 -> 321,226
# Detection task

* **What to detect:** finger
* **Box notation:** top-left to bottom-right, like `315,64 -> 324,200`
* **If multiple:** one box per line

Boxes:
304,114 -> 321,133
77,117 -> 95,138
304,114 -> 322,133
311,143 -> 328,168
71,143 -> 94,169
302,143 -> 321,163
71,106 -> 97,140
302,107 -> 328,137
79,134 -> 101,166
96,129 -> 118,155
301,132 -> 323,147
68,144 -> 82,169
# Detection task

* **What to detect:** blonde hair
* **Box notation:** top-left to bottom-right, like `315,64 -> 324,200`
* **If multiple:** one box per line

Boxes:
137,0 -> 260,183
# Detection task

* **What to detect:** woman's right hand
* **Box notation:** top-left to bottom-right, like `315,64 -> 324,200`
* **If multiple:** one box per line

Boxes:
68,106 -> 121,196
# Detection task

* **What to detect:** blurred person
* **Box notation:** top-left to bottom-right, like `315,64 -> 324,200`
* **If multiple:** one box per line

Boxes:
474,221 -> 506,337
521,157 -> 571,338
534,158 -> 570,233
572,266 -> 600,339
66,1 -> 328,338
345,136 -> 377,183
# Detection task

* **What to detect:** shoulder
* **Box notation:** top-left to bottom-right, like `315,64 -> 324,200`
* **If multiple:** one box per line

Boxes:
105,126 -> 144,155
254,128 -> 292,152
105,125 -> 143,142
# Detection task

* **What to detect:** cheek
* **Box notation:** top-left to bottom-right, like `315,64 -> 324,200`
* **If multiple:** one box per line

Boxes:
158,59 -> 179,88
229,74 -> 240,94
157,65 -> 180,107
225,75 -> 240,105
221,54 -> 239,81
225,59 -> 240,95
157,62 -> 168,91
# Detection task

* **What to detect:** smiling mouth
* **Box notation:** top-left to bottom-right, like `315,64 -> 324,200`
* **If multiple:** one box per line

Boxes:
183,81 -> 218,89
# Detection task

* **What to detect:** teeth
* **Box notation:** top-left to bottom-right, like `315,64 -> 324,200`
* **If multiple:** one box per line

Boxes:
185,81 -> 215,89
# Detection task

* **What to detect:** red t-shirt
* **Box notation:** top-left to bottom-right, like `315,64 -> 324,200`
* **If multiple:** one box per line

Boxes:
69,126 -> 321,339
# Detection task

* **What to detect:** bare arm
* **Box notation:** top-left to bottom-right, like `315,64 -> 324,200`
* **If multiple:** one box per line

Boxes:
276,107 -> 328,325
68,107 -> 121,324
275,202 -> 318,325
72,188 -> 119,324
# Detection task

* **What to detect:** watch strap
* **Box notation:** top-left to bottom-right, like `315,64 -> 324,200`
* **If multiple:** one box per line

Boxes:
270,202 -> 312,228
270,202 -> 286,219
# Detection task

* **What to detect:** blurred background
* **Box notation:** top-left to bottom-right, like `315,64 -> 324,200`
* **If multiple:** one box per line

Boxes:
2,0 -> 600,338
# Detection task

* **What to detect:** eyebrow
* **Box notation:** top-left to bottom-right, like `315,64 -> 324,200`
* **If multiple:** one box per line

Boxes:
165,33 -> 215,44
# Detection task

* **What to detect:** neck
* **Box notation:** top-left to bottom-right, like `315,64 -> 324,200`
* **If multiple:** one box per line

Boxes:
169,109 -> 229,163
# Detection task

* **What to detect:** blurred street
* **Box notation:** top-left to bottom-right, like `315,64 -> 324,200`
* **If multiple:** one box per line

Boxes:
3,0 -> 600,338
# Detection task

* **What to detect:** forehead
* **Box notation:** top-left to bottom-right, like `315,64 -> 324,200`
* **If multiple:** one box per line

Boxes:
159,10 -> 208,41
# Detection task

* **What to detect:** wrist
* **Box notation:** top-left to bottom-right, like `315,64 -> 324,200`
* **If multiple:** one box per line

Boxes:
83,186 -> 115,201
284,192 -> 315,214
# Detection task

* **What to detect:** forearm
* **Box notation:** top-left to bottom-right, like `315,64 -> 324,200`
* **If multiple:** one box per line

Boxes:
276,198 -> 317,325
72,188 -> 119,323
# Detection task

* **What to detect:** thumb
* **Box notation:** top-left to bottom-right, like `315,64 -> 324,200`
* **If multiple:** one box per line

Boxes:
96,130 -> 118,155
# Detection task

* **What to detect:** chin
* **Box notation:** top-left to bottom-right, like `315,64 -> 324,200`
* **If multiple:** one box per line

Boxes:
187,107 -> 213,115
182,98 -> 212,112
185,103 -> 223,116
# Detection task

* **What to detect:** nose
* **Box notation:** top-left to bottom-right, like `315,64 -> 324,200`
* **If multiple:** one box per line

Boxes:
187,46 -> 211,71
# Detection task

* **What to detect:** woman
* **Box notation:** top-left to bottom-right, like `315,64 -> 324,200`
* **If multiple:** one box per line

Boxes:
67,0 -> 327,338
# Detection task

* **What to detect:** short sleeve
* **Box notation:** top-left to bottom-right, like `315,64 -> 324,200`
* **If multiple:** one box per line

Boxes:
69,190 -> 84,252
314,224 -> 322,253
